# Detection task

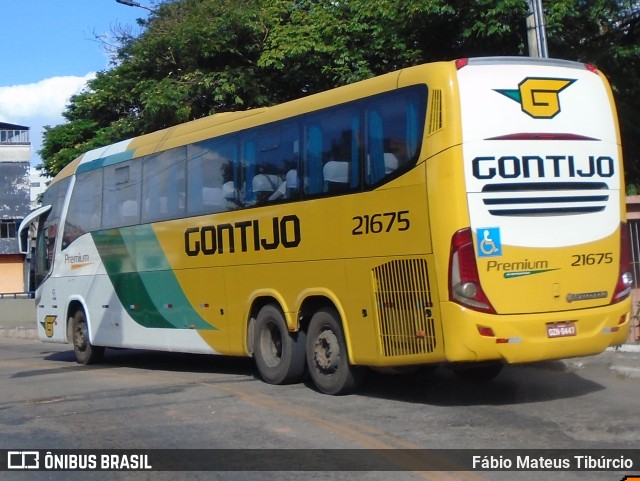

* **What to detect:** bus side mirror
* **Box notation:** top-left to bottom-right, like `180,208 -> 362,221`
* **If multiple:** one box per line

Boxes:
18,229 -> 29,255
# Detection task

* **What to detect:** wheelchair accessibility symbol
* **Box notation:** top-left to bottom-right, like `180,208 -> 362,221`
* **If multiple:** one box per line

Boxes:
477,227 -> 502,257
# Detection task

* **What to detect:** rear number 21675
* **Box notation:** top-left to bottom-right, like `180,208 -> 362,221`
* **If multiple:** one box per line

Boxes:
571,253 -> 613,266
352,210 -> 410,235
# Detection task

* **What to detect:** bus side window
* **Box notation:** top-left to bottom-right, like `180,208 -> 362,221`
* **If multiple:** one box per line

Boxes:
242,139 -> 257,205
366,88 -> 426,186
187,138 -> 238,215
36,177 -> 70,285
63,169 -> 103,247
142,147 -> 186,223
253,126 -> 283,204
102,161 -> 142,229
280,122 -> 300,200
324,111 -> 360,192
406,100 -> 421,162
304,124 -> 324,195
304,108 -> 360,195
252,121 -> 300,203
367,110 -> 386,184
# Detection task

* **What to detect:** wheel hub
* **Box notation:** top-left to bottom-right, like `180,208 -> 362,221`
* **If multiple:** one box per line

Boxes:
74,325 -> 87,352
313,329 -> 340,373
261,323 -> 283,367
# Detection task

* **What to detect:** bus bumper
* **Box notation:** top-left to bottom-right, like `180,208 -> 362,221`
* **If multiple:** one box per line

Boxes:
439,299 -> 631,364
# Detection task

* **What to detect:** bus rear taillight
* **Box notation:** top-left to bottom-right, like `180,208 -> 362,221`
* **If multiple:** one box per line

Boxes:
455,58 -> 469,70
612,223 -> 633,304
585,63 -> 599,74
449,228 -> 496,313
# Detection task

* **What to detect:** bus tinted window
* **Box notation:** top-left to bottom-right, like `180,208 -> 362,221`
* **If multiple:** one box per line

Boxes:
64,85 -> 426,233
366,88 -> 426,186
142,147 -> 186,223
250,121 -> 300,204
36,177 -> 70,284
102,160 -> 142,228
304,107 -> 360,195
302,86 -> 426,195
63,170 -> 103,247
187,137 -> 238,215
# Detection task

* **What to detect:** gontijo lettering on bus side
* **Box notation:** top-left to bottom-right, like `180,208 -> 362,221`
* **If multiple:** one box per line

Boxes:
184,215 -> 301,256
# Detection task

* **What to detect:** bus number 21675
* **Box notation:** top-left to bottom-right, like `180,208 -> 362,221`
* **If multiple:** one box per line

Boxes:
352,210 -> 410,235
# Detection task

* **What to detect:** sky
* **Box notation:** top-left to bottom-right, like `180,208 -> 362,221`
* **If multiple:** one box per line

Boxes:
0,0 -> 153,172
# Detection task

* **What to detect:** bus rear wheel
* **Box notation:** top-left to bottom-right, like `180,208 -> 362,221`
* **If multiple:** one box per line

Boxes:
306,307 -> 364,395
71,310 -> 104,365
253,304 -> 306,385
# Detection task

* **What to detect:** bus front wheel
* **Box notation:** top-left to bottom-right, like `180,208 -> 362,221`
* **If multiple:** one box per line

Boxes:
306,307 -> 364,395
253,304 -> 306,385
71,310 -> 104,365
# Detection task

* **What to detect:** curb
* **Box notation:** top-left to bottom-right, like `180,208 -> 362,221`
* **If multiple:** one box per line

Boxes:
0,327 -> 38,340
610,365 -> 640,378
608,344 -> 640,353
606,345 -> 640,379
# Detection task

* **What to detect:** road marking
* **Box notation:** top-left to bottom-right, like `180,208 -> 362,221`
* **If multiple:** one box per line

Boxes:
215,383 -> 490,481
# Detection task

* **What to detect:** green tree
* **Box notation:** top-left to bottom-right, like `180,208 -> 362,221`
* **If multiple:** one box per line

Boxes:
545,0 -> 640,189
39,0 -> 640,185
41,0 -> 270,177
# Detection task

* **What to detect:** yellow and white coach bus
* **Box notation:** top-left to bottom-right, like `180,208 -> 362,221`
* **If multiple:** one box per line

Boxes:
20,57 -> 632,394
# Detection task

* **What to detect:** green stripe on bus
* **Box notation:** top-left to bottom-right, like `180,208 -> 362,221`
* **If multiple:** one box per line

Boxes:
92,226 -> 216,330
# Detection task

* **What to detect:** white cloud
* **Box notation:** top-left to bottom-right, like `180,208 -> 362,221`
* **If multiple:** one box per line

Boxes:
0,74 -> 95,122
0,74 -> 96,168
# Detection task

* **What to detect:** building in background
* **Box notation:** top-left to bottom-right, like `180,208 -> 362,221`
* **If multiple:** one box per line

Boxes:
0,122 -> 30,294
29,167 -> 47,209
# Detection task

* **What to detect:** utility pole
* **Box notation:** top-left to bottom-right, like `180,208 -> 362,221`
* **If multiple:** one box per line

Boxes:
526,0 -> 549,58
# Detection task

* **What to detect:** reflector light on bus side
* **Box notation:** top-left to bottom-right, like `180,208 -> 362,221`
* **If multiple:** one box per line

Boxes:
585,64 -> 599,74
449,228 -> 496,313
455,58 -> 469,70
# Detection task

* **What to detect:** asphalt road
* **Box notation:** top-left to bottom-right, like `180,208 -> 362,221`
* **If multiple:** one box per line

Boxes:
0,338 -> 639,481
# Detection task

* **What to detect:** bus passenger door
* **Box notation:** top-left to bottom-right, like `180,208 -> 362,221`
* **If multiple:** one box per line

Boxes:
19,205 -> 68,343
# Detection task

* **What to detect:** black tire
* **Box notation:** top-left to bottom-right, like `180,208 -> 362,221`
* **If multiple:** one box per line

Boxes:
306,307 -> 364,395
72,310 -> 104,365
253,304 -> 307,385
450,361 -> 503,382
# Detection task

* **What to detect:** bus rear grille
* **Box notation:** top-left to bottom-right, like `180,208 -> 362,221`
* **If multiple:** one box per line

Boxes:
427,90 -> 443,135
372,258 -> 436,357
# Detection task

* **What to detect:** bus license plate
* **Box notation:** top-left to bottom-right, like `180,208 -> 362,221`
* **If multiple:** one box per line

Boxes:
547,322 -> 577,338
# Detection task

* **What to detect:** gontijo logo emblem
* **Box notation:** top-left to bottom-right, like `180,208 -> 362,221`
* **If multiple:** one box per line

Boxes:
496,77 -> 576,119
40,315 -> 57,338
